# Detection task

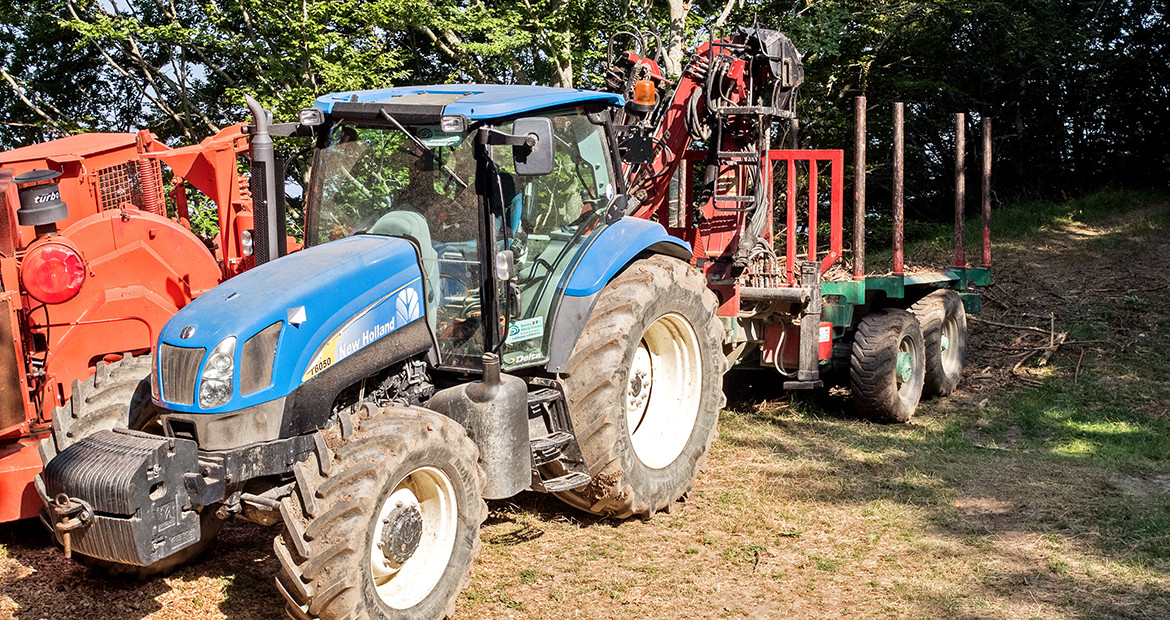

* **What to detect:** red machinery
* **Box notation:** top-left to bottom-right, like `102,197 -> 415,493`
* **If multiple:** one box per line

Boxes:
0,125 -> 266,522
610,27 -> 989,418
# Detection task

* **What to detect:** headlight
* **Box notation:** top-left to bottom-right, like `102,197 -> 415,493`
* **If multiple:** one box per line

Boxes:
199,337 -> 236,408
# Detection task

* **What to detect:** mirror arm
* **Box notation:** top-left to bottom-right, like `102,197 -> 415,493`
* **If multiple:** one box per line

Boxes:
478,128 -> 538,148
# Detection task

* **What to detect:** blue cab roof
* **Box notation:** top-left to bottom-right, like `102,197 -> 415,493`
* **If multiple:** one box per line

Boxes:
314,84 -> 624,120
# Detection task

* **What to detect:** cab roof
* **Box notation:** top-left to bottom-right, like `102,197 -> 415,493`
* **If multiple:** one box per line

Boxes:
314,84 -> 624,123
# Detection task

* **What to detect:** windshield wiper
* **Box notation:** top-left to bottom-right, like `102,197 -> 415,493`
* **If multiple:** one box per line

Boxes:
378,109 -> 468,190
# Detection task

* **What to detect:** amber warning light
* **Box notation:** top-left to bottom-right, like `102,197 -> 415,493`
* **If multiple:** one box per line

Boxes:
630,80 -> 657,115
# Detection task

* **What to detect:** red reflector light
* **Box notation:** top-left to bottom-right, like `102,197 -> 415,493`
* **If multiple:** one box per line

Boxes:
21,242 -> 86,304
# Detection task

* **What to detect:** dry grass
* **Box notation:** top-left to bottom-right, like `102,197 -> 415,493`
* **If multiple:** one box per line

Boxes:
2,191 -> 1169,619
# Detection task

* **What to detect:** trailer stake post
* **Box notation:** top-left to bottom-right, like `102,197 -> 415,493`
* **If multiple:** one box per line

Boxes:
981,117 -> 992,269
955,112 -> 966,269
853,96 -> 866,280
892,102 -> 904,276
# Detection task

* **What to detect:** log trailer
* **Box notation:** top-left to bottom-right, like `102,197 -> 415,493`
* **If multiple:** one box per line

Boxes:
38,26 -> 990,619
0,122 -> 285,523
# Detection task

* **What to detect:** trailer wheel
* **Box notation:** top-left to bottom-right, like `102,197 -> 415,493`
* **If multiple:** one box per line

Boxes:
41,354 -> 162,460
275,406 -> 486,620
557,255 -> 725,518
909,289 -> 967,397
850,309 -> 925,423
39,354 -> 224,577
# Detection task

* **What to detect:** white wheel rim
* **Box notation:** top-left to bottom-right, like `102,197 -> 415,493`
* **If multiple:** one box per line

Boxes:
625,313 -> 703,470
940,314 -> 961,376
370,466 -> 458,609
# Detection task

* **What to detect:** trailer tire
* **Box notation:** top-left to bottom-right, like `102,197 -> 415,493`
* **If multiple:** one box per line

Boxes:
850,309 -> 925,423
275,406 -> 486,620
909,289 -> 967,397
556,255 -> 725,519
40,354 -> 224,578
41,354 -> 162,460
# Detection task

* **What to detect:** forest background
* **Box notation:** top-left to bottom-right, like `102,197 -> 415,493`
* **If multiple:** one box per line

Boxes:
1,0 -> 1167,223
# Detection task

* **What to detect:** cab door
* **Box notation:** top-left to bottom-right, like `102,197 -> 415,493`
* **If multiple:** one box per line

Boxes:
492,111 -> 619,370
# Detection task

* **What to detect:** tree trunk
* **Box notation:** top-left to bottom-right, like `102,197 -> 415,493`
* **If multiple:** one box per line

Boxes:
663,0 -> 688,76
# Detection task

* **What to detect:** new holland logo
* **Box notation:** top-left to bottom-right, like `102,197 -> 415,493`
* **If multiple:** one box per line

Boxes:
395,287 -> 421,325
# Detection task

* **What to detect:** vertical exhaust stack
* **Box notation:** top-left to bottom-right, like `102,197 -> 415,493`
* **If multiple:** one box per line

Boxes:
245,96 -> 282,266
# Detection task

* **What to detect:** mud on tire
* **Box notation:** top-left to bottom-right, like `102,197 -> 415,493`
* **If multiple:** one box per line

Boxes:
556,254 -> 726,519
275,405 -> 486,620
40,354 -> 162,460
909,289 -> 967,397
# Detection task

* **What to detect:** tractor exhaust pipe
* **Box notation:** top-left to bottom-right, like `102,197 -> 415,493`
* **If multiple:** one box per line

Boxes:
245,95 -> 282,266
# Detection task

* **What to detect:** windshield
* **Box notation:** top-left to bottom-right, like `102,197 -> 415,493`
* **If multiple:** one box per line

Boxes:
306,124 -> 477,247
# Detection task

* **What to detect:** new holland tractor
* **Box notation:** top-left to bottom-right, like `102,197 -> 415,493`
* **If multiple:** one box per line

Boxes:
38,27 -> 986,620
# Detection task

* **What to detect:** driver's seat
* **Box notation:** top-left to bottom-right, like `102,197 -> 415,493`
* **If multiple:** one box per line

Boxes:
366,210 -> 439,327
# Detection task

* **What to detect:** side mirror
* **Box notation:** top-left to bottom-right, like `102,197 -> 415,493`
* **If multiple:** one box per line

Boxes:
512,117 -> 554,176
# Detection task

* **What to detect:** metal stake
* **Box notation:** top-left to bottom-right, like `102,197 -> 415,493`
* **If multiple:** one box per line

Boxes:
853,96 -> 866,280
892,102 -> 904,277
982,117 -> 992,268
955,113 -> 966,269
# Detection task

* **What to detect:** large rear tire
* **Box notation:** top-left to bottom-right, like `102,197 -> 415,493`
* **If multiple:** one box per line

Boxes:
275,406 -> 486,620
556,255 -> 726,518
909,289 -> 967,397
39,354 -> 224,578
850,309 -> 925,423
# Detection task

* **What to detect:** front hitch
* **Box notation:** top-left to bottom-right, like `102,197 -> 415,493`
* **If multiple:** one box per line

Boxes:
47,493 -> 94,558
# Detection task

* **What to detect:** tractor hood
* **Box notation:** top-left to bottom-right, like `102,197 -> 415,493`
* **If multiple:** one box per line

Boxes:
155,235 -> 428,414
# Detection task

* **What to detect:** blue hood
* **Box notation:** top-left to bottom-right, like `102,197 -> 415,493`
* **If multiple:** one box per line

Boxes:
157,235 -> 427,413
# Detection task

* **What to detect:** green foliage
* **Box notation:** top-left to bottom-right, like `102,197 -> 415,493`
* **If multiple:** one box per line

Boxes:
2,0 -> 1165,208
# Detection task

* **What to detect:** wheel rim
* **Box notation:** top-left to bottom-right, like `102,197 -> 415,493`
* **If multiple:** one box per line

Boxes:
370,466 -> 458,609
624,312 -> 703,470
895,334 -> 922,402
940,314 -> 961,376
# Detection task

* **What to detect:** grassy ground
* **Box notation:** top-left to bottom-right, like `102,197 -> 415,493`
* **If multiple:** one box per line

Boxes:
2,190 -> 1168,619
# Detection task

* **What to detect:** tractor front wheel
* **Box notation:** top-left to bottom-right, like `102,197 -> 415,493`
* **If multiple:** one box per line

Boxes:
850,309 -> 926,423
275,406 -> 486,620
909,289 -> 967,397
557,255 -> 726,518
40,354 -> 225,578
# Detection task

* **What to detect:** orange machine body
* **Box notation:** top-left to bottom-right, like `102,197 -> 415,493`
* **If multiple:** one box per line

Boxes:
0,126 -> 254,522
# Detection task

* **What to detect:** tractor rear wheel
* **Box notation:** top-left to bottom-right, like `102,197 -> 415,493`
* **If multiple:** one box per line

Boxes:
275,406 -> 486,620
909,289 -> 967,397
850,309 -> 925,423
40,354 -> 225,578
557,255 -> 725,518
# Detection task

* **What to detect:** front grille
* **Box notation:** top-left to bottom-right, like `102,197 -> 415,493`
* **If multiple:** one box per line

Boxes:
158,343 -> 205,406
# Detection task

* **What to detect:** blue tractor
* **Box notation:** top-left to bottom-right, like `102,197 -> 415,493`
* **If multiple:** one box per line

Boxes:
39,84 -> 726,618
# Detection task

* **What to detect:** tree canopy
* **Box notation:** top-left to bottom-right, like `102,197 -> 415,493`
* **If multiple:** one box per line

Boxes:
2,0 -> 1167,203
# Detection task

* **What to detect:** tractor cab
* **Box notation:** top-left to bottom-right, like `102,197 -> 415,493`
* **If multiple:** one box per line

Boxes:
301,86 -> 624,372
